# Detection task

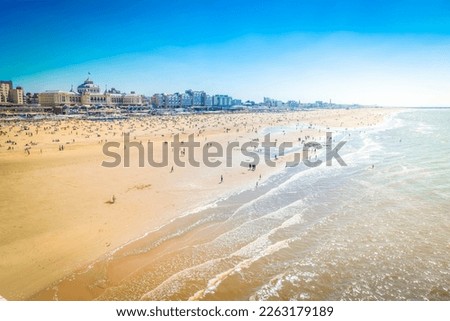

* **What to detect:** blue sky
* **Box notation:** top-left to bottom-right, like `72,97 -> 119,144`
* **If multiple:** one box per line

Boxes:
2,0 -> 450,106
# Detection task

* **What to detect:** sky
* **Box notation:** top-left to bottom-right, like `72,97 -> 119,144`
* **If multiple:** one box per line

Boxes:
2,0 -> 450,106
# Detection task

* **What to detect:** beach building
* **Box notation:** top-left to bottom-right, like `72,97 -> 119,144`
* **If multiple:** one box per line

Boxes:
166,93 -> 180,108
151,93 -> 167,108
231,99 -> 242,106
205,94 -> 213,107
149,90 -> 242,110
38,90 -> 81,107
122,91 -> 142,106
180,92 -> 192,108
9,87 -> 24,105
0,80 -> 24,105
0,81 -> 12,103
39,77 -> 143,107
185,90 -> 206,107
213,94 -> 233,108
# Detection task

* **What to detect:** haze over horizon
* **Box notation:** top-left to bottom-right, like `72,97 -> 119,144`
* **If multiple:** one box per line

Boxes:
2,0 -> 450,107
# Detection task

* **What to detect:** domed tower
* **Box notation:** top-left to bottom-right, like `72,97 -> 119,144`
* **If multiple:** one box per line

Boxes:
77,77 -> 100,94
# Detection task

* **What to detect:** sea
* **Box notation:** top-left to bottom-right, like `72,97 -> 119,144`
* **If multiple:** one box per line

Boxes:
69,108 -> 450,300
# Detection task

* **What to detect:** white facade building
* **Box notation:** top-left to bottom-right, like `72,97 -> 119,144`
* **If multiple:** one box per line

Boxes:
39,78 -> 142,107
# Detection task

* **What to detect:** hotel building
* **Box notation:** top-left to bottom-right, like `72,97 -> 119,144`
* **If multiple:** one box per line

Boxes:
0,80 -> 24,105
39,77 -> 143,107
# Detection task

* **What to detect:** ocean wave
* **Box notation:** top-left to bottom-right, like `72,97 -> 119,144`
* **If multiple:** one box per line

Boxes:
139,201 -> 306,300
188,237 -> 296,301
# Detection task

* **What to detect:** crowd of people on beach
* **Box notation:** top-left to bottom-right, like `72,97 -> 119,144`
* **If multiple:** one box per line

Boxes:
0,110 -> 387,207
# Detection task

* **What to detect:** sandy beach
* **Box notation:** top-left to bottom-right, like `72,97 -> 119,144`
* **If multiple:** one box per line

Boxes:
0,108 -> 394,300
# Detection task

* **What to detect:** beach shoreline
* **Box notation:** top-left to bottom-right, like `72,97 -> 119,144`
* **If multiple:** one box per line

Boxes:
0,107 -> 397,300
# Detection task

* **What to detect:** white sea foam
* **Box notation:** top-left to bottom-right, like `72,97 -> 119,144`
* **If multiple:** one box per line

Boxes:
140,257 -> 224,300
188,237 -> 296,300
250,271 -> 307,301
249,274 -> 285,301
187,206 -> 307,300
415,122 -> 434,135
140,201 -> 305,300
208,199 -> 305,252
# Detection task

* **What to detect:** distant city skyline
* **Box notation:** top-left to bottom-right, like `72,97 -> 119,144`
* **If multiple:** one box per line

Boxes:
3,0 -> 450,107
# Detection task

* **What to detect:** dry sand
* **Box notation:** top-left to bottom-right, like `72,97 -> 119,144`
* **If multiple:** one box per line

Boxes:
0,108 -> 395,300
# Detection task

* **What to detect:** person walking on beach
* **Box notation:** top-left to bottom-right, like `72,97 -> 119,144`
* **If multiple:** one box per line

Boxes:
220,175 -> 223,183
